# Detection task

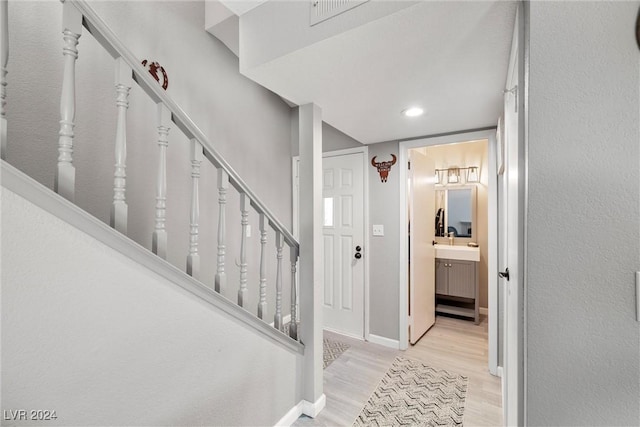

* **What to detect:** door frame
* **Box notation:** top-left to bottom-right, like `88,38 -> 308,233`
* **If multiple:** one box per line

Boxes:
398,129 -> 499,376
292,146 -> 370,340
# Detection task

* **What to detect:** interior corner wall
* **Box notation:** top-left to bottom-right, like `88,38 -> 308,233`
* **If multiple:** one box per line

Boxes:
6,1 -> 294,321
526,1 -> 640,425
367,141 -> 401,340
290,107 -> 364,155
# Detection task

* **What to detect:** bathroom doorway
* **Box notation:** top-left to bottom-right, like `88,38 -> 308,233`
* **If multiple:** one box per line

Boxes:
399,129 -> 499,376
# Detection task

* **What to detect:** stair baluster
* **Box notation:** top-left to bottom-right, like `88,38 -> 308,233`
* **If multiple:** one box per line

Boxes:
152,103 -> 170,259
1,0 -> 8,160
215,169 -> 228,293
257,213 -> 268,319
274,231 -> 283,330
55,2 -> 83,202
110,58 -> 131,234
289,247 -> 298,340
187,139 -> 203,279
238,193 -> 250,307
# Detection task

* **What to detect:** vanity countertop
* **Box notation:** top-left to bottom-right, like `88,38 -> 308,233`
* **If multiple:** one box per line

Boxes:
434,244 -> 480,262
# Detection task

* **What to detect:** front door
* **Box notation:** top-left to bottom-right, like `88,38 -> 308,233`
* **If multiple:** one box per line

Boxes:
322,152 -> 365,338
408,150 -> 436,344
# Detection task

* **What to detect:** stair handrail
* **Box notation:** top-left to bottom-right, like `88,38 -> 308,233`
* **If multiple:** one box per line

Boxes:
67,0 -> 298,250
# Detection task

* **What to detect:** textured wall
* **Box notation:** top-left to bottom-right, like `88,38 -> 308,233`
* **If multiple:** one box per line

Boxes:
526,2 -> 640,424
6,1 -> 293,321
367,141 -> 401,340
1,188 -> 300,426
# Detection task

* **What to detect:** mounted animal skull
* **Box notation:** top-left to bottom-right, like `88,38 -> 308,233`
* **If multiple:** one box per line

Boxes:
371,154 -> 397,183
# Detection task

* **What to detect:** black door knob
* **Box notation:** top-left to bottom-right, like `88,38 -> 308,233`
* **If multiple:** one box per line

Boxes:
355,246 -> 362,252
355,252 -> 362,259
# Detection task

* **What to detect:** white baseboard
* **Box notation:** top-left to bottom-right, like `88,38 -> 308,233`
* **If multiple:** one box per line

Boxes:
274,393 -> 327,426
274,401 -> 304,427
479,307 -> 489,315
302,394 -> 326,418
367,333 -> 400,349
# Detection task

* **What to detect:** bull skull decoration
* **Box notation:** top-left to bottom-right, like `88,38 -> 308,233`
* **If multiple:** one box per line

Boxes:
371,154 -> 397,183
141,60 -> 169,90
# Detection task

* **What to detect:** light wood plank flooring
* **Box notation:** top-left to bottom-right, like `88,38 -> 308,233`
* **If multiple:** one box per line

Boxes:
294,315 -> 502,426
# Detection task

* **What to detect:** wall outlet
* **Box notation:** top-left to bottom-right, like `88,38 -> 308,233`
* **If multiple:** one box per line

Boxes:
372,224 -> 384,236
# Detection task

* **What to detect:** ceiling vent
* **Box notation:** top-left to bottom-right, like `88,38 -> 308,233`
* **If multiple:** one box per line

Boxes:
309,0 -> 369,26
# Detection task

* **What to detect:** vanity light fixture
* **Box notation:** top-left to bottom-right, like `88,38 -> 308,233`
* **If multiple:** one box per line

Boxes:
447,168 -> 460,184
435,166 -> 480,185
402,107 -> 424,117
434,169 -> 445,185
466,166 -> 479,183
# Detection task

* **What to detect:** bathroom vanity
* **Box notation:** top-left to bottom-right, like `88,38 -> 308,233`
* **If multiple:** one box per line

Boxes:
434,245 -> 480,324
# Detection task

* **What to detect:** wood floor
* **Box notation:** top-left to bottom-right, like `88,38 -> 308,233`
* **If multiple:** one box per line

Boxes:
294,315 -> 502,426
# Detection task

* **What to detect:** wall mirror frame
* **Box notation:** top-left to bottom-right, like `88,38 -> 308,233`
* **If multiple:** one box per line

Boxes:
434,185 -> 477,243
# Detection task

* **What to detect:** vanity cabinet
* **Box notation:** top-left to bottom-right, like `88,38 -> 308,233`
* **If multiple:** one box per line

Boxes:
435,258 -> 479,323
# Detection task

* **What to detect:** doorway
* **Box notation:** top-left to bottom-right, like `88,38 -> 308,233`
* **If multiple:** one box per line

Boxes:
399,129 -> 499,376
292,146 -> 370,340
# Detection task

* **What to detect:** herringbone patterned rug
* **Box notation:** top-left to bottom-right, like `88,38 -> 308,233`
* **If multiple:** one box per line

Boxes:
353,356 -> 468,427
323,337 -> 350,369
283,322 -> 350,369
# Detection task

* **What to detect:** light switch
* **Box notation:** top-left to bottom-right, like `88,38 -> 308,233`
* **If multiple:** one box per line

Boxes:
372,224 -> 384,236
246,225 -> 251,238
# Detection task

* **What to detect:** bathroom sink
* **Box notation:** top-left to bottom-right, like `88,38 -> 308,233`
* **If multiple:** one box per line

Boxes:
434,244 -> 480,262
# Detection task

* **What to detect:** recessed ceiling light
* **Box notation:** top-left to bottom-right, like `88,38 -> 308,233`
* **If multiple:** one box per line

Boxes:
402,107 -> 424,117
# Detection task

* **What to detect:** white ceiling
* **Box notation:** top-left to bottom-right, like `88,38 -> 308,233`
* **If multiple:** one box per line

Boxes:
240,1 -> 517,144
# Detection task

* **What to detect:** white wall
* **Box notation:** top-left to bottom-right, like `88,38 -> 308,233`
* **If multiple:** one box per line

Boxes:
6,1 -> 293,322
526,2 -> 640,424
0,187 -> 301,426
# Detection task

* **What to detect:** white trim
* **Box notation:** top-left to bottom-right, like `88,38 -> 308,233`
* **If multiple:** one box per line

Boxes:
302,394 -> 326,418
479,307 -> 489,316
497,366 -> 504,378
293,145 -> 370,341
367,333 -> 400,350
273,394 -> 326,427
274,401 -> 304,427
1,160 -> 305,356
398,129 -> 498,359
323,326 -> 364,341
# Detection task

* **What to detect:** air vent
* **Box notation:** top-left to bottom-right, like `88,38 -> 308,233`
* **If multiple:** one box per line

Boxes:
309,0 -> 369,26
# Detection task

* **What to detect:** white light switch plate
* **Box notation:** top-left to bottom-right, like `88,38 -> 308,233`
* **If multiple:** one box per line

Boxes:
372,224 -> 384,236
246,225 -> 251,238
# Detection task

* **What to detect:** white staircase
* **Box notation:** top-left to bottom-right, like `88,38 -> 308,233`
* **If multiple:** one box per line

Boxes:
0,0 -> 323,424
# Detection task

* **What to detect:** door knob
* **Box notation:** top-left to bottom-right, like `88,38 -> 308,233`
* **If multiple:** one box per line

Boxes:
499,268 -> 510,281
355,246 -> 362,252
355,252 -> 362,259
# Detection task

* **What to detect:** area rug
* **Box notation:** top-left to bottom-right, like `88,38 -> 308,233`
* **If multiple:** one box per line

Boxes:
353,356 -> 468,427
323,337 -> 350,369
283,322 -> 350,369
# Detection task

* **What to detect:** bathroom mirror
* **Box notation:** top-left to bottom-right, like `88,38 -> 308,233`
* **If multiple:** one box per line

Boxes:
435,186 -> 477,241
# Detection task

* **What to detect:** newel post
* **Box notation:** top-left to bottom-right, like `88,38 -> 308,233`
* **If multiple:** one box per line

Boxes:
55,1 -> 82,201
298,103 -> 324,415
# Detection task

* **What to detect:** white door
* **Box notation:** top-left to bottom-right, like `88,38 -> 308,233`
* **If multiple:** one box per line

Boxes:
503,5 -> 524,425
322,152 -> 365,338
409,150 -> 436,344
